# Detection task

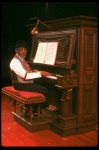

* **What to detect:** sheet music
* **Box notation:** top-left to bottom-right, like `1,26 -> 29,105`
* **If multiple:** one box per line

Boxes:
33,42 -> 58,65
44,42 -> 59,65
33,42 -> 47,63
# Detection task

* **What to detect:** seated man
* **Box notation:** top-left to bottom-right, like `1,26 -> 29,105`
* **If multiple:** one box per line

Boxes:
10,39 -> 50,115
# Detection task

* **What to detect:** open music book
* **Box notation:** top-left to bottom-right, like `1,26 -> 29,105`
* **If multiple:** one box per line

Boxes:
33,42 -> 59,65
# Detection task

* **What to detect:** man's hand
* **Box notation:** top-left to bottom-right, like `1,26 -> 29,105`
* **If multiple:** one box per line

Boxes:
40,71 -> 51,76
33,70 -> 51,76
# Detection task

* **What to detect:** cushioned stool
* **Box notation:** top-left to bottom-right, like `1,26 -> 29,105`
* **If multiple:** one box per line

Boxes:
1,86 -> 46,123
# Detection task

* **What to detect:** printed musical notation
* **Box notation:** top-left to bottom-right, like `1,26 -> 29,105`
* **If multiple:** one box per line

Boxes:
33,42 -> 59,65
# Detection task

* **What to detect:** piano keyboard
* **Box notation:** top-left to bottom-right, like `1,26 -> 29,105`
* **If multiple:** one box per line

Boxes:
45,75 -> 57,80
34,70 -> 58,80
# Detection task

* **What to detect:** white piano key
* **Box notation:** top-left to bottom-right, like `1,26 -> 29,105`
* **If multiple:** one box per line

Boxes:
45,75 -> 57,80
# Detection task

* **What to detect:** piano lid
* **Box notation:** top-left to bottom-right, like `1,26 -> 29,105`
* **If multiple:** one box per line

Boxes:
30,29 -> 76,69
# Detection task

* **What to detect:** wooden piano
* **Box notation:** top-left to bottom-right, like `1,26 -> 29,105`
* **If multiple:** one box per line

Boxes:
25,16 -> 98,136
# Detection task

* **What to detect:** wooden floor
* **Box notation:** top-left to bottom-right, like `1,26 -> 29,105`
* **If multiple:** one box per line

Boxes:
1,96 -> 98,147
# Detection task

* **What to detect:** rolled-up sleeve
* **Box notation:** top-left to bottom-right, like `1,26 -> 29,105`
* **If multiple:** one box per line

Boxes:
10,58 -> 41,80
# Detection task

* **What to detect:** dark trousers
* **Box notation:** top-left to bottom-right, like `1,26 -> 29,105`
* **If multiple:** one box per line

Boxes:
13,82 -> 48,111
13,82 -> 48,97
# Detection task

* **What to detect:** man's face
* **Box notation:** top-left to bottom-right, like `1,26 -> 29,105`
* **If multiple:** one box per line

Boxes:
16,47 -> 27,59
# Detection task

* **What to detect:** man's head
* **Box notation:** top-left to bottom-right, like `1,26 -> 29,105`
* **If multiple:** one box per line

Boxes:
15,40 -> 27,59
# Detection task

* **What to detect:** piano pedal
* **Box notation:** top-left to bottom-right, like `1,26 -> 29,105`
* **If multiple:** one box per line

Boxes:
46,105 -> 57,111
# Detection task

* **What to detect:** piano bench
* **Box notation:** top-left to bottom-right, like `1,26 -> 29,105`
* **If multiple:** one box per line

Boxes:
1,86 -> 46,122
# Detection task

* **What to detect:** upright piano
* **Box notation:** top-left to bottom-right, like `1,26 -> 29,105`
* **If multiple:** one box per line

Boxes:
26,16 -> 98,136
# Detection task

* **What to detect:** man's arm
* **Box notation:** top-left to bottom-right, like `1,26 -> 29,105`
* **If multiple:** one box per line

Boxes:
10,58 -> 42,80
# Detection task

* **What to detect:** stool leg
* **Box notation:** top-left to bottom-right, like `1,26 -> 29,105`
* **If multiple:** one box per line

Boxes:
14,100 -> 16,112
38,103 -> 40,120
29,104 -> 33,123
21,104 -> 22,112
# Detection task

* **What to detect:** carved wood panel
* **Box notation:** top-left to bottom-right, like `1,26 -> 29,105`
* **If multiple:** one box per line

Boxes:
57,75 -> 79,88
83,88 -> 92,116
84,29 -> 96,70
82,85 -> 96,123
84,74 -> 94,84
81,28 -> 97,123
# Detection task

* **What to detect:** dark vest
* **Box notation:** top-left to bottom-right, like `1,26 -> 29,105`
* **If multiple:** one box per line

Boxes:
10,54 -> 33,83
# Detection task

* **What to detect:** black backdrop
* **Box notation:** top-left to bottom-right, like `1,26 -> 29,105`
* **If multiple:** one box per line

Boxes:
1,2 -> 98,87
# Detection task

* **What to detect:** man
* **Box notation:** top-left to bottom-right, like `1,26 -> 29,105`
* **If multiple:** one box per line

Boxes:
10,40 -> 50,115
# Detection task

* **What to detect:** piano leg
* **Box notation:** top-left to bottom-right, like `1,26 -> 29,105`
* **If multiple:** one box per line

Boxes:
50,87 -> 78,136
58,88 -> 73,117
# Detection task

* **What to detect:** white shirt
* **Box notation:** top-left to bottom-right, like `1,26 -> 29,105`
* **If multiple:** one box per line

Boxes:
10,54 -> 41,80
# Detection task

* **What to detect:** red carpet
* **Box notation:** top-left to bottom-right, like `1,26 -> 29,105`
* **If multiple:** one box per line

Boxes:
1,96 -> 98,147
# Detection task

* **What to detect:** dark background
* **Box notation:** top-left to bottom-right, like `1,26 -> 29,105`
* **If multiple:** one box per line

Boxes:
1,2 -> 98,87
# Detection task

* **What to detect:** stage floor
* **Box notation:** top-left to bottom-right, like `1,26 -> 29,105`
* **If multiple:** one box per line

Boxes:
1,97 -> 98,147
